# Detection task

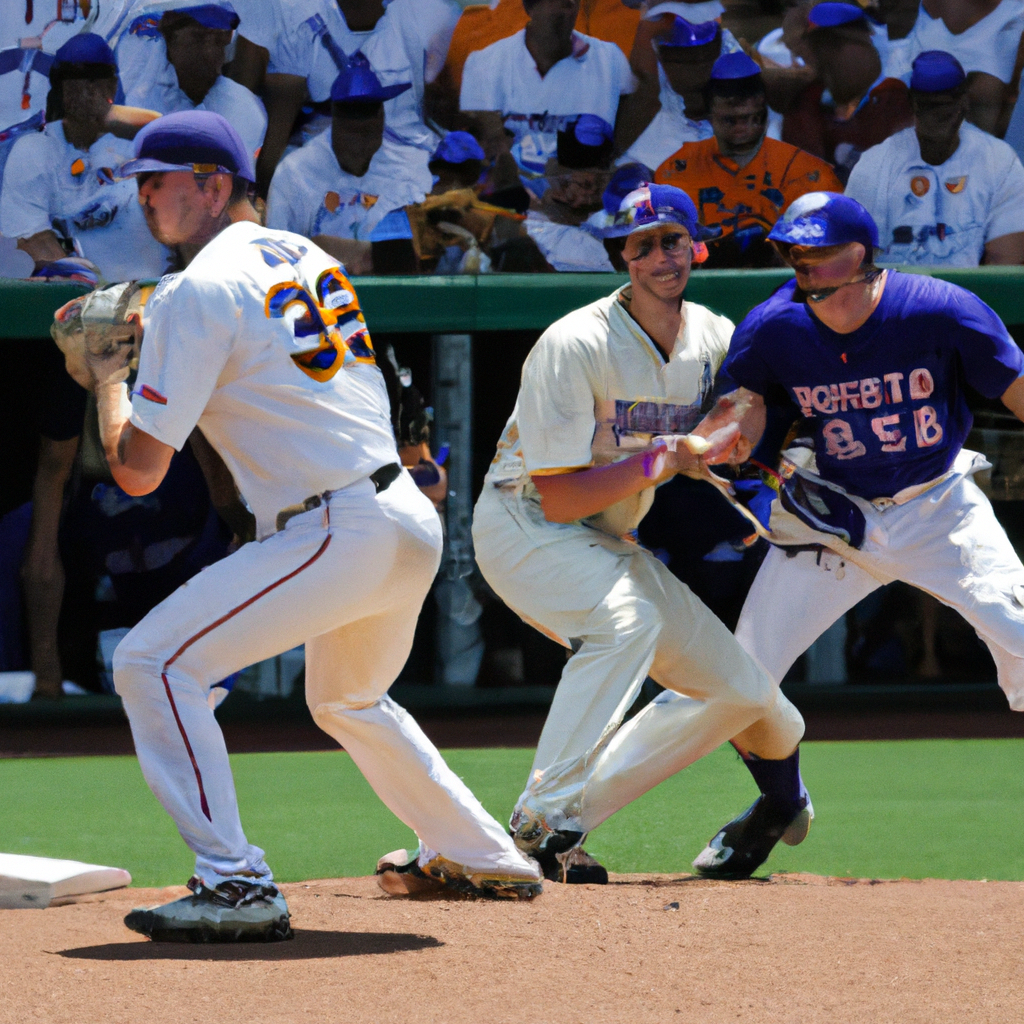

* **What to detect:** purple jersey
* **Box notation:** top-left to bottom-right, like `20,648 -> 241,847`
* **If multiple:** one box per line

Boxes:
723,272 -> 1024,498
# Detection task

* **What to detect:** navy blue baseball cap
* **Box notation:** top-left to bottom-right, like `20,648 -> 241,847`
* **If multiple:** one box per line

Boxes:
808,2 -> 868,28
331,52 -> 412,103
710,51 -> 761,80
910,50 -> 967,92
162,3 -> 240,31
768,192 -> 879,251
431,131 -> 485,165
51,32 -> 117,73
659,17 -> 721,48
603,163 -> 651,215
619,183 -> 701,237
119,109 -> 255,182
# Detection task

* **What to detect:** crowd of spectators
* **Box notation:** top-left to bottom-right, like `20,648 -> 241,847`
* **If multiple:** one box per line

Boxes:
3,0 -> 1024,697
3,0 -> 1024,279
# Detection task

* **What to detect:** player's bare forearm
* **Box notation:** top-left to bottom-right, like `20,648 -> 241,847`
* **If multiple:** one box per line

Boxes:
694,388 -> 767,465
96,381 -> 174,495
1001,374 -> 1024,424
532,441 -> 704,524
18,230 -> 67,266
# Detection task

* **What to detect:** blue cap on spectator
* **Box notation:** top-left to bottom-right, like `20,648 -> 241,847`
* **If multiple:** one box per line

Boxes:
119,109 -> 255,182
431,131 -> 485,165
710,51 -> 761,80
51,33 -> 117,73
808,3 -> 868,28
910,50 -> 967,92
603,163 -> 651,215
164,3 -> 240,31
619,183 -> 701,237
659,17 -> 721,47
330,52 -> 412,103
572,114 -> 614,149
768,192 -> 878,250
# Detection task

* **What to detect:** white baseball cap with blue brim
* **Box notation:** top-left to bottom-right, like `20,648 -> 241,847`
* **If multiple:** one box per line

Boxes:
117,110 -> 255,182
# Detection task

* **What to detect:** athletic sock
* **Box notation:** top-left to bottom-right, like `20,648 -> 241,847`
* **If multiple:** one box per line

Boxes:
741,746 -> 807,811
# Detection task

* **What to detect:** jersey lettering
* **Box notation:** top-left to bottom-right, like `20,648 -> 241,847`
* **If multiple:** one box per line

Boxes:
823,418 -> 867,460
909,367 -> 935,400
913,406 -> 943,447
883,372 -> 904,403
870,414 -> 907,452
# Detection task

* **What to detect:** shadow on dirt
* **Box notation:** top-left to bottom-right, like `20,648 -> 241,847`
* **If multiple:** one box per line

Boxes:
54,929 -> 444,961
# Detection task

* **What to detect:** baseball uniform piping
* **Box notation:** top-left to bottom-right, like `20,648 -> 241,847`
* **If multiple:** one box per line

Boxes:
160,533 -> 334,821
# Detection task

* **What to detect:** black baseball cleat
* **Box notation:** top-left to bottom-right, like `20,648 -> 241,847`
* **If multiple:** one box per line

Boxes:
512,812 -> 609,885
124,876 -> 293,943
691,795 -> 814,880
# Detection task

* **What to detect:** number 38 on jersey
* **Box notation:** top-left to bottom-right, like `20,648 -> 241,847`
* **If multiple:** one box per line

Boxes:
256,237 -> 375,383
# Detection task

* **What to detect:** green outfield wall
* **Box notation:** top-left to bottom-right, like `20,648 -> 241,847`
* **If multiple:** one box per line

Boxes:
3,266 -> 1024,338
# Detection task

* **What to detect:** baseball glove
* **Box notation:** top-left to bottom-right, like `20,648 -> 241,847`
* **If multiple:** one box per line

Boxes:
51,280 -> 154,390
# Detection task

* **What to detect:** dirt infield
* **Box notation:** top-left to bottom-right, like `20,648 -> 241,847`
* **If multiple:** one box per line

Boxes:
3,873 -> 1021,1024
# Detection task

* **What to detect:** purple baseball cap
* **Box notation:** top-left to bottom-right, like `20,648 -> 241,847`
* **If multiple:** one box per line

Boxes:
808,3 -> 868,28
163,3 -> 240,31
118,110 -> 255,182
768,192 -> 879,251
619,183 -> 701,237
910,50 -> 967,92
431,131 -> 485,165
51,33 -> 117,71
710,51 -> 761,81
659,17 -> 721,48
331,52 -> 412,103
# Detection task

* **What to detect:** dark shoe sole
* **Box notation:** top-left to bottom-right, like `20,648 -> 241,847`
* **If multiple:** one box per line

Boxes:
124,908 -> 293,943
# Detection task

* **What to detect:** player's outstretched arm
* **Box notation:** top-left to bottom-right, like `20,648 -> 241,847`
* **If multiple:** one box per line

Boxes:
1001,374 -> 1024,424
531,433 -> 730,525
693,388 -> 767,466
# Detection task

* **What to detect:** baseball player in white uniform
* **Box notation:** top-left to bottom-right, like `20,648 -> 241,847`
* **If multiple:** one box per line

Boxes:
525,190 -> 1024,881
65,110 -> 540,942
846,51 -> 1024,268
472,183 -> 806,882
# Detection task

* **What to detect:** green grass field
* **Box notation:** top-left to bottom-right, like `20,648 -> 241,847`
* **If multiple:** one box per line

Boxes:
1,739 -> 1022,887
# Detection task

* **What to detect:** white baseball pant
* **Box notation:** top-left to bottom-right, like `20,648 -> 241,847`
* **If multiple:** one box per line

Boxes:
472,484 -> 805,835
535,449 -> 1024,835
114,471 -> 539,885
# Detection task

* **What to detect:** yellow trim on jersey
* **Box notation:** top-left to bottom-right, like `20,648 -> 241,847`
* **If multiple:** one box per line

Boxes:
528,465 -> 593,476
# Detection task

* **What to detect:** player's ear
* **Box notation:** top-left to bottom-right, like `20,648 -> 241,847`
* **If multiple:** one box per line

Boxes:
692,241 -> 709,264
206,173 -> 233,218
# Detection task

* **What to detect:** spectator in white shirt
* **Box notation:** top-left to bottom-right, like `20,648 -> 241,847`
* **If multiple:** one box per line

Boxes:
846,50 -> 1024,266
618,15 -> 721,171
459,0 -> 636,177
118,2 -> 266,161
0,33 -> 170,283
904,0 -> 1024,137
266,54 -> 431,275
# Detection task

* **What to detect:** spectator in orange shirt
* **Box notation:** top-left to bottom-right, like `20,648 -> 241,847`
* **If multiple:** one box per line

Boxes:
781,2 -> 913,183
654,51 -> 842,267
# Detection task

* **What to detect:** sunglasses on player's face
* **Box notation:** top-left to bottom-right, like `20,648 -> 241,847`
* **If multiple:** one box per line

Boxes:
624,230 -> 691,262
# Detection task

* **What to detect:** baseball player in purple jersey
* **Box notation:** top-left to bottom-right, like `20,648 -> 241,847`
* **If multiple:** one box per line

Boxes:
515,191 -> 1024,880
62,110 -> 541,943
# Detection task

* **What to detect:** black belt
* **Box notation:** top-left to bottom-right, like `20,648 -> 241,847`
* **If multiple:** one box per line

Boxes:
275,464 -> 402,531
370,462 -> 402,493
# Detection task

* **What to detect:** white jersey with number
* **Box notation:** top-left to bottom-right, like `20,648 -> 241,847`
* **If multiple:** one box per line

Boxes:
130,221 -> 398,538
486,286 -> 733,537
846,124 -> 1024,267
0,119 -> 170,280
265,129 -> 430,241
